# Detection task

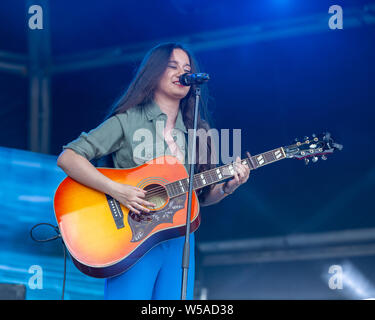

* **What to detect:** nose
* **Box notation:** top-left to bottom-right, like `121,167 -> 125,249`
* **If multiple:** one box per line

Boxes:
177,67 -> 186,76
173,68 -> 186,83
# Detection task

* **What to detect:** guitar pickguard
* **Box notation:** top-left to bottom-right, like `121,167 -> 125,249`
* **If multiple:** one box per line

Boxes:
128,193 -> 187,242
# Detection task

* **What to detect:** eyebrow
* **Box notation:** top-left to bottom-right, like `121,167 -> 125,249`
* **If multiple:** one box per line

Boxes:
168,60 -> 191,67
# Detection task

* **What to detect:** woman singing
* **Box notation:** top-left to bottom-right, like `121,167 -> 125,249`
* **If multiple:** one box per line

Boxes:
57,42 -> 250,299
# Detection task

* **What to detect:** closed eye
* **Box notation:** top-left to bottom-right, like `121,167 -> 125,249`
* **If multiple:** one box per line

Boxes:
168,64 -> 191,73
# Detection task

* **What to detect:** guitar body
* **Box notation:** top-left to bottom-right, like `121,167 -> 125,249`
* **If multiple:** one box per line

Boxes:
54,155 -> 200,278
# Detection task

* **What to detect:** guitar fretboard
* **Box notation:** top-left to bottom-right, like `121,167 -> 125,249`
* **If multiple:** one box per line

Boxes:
165,147 -> 286,198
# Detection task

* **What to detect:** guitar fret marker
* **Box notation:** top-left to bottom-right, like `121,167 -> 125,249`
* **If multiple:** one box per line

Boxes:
228,165 -> 234,175
179,180 -> 185,192
200,174 -> 206,185
256,155 -> 265,165
274,149 -> 282,159
216,168 -> 222,179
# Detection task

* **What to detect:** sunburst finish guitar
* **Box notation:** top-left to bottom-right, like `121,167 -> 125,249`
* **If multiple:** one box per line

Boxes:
54,132 -> 342,278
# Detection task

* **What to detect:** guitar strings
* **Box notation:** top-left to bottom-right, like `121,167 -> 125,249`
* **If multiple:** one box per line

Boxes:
128,150 -> 292,204
139,151 -> 290,207
142,160 -> 248,199
140,152 -> 283,199
143,167 -> 216,197
135,160 -> 254,208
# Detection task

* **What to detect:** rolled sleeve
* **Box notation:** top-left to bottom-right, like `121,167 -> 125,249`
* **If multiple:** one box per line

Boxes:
63,115 -> 125,161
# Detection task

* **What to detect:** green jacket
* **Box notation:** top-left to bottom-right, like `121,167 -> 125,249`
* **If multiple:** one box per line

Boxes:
63,101 -> 213,201
63,100 -> 189,171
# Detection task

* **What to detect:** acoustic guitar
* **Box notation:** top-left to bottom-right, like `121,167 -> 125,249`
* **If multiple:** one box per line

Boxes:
54,132 -> 342,278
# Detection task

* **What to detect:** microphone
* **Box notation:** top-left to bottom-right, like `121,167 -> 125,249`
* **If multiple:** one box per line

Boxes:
179,73 -> 210,86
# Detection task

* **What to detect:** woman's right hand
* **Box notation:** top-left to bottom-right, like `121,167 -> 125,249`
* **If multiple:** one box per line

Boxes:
109,182 -> 156,215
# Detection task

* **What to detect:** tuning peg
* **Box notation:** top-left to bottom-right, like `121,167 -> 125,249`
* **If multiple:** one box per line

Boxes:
294,137 -> 301,146
321,155 -> 327,160
304,136 -> 309,141
333,142 -> 343,151
312,156 -> 319,163
304,158 -> 309,165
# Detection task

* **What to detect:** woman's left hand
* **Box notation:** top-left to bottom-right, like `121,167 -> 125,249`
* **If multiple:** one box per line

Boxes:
224,156 -> 250,194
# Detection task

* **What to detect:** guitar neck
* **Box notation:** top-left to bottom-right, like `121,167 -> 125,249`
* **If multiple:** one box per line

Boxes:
166,146 -> 287,198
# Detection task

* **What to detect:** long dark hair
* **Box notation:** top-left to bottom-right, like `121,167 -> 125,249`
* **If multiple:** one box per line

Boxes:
103,42 -> 216,200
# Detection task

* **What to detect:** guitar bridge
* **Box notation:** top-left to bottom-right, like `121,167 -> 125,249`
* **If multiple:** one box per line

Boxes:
105,194 -> 124,229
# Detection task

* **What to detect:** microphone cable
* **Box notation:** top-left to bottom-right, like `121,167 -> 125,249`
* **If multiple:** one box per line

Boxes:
30,223 -> 67,300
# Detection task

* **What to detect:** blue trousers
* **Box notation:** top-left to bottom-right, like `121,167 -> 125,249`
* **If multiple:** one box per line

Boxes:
104,233 -> 195,300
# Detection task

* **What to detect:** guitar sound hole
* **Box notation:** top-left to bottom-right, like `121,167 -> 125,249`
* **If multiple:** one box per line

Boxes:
143,183 -> 168,210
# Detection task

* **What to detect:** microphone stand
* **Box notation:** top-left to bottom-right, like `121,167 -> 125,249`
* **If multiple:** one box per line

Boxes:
180,86 -> 201,300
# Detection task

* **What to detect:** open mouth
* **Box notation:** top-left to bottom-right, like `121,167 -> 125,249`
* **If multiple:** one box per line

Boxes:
173,81 -> 185,87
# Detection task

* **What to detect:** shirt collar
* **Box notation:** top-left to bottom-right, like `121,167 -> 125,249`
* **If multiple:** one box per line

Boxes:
144,101 -> 188,133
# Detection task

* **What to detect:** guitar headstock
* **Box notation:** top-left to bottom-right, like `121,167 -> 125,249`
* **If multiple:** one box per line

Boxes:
283,132 -> 343,164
